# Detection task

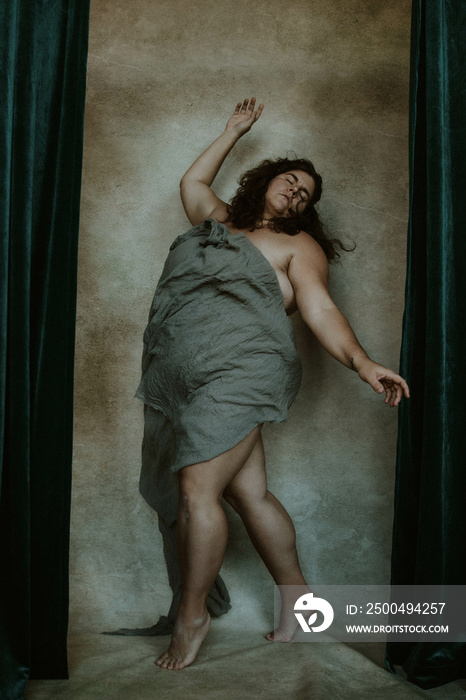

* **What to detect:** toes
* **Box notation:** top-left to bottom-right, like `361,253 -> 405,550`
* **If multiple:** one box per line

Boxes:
265,629 -> 294,643
155,652 -> 171,669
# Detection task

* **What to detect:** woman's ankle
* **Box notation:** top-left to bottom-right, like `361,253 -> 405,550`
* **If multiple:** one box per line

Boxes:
176,599 -> 208,623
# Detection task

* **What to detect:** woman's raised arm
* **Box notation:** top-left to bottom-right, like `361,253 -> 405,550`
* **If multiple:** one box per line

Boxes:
180,98 -> 264,225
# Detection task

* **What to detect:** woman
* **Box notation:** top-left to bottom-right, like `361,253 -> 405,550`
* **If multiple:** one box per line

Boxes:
135,97 -> 410,670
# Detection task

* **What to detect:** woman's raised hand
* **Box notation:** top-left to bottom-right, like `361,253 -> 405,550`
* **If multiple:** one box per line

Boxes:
225,97 -> 264,136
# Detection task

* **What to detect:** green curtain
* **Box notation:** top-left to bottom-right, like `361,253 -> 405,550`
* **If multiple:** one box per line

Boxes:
0,0 -> 90,696
386,0 -> 466,689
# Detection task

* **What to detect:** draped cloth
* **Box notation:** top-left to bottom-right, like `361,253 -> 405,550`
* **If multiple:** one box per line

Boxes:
108,218 -> 302,636
0,0 -> 90,694
385,0 -> 466,689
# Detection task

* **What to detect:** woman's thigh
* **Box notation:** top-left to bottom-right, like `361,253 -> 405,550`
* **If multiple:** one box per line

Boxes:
178,425 -> 263,502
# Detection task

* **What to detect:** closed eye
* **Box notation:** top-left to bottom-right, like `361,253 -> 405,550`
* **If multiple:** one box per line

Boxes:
286,175 -> 310,202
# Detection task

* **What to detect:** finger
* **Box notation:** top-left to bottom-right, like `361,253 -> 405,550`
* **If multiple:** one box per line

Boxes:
233,101 -> 242,114
254,103 -> 264,121
383,372 -> 410,398
382,381 -> 392,404
246,98 -> 256,118
390,376 -> 410,400
241,98 -> 249,113
397,383 -> 407,404
384,381 -> 393,405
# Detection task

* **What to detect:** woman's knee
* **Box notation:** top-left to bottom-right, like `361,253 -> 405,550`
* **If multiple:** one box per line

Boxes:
178,469 -> 222,517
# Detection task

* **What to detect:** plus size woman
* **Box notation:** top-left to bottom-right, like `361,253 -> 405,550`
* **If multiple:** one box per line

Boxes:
135,97 -> 410,670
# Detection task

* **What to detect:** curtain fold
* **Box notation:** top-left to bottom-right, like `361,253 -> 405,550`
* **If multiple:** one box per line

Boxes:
386,0 -> 466,689
0,1 -> 90,696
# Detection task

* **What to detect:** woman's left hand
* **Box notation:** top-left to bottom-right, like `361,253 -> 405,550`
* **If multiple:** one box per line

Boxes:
356,358 -> 410,407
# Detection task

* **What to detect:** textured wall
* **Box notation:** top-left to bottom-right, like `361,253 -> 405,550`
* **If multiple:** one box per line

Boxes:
73,0 -> 411,632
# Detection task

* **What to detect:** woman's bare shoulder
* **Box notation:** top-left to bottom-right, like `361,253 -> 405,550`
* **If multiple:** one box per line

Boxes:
290,231 -> 328,263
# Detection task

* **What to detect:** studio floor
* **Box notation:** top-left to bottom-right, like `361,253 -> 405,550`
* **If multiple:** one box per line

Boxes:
24,620 -> 466,699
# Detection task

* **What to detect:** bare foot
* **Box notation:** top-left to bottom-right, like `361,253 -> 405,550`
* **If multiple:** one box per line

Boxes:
266,586 -> 313,642
155,608 -> 211,670
265,618 -> 299,642
265,597 -> 300,642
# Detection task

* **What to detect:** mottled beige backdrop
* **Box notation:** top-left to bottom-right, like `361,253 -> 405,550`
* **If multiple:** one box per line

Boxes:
74,0 -> 410,641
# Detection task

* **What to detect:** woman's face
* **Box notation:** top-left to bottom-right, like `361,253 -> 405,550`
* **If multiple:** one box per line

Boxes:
263,170 -> 316,219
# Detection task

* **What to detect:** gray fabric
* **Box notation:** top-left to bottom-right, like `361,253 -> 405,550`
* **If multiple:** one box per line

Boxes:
135,218 -> 302,471
108,218 -> 303,637
139,405 -> 177,526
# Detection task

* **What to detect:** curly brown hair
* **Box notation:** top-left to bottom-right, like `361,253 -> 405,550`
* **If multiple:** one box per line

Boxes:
224,157 -> 353,262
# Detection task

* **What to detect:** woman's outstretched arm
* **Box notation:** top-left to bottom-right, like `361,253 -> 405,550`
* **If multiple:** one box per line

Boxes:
288,234 -> 410,407
180,97 -> 264,225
